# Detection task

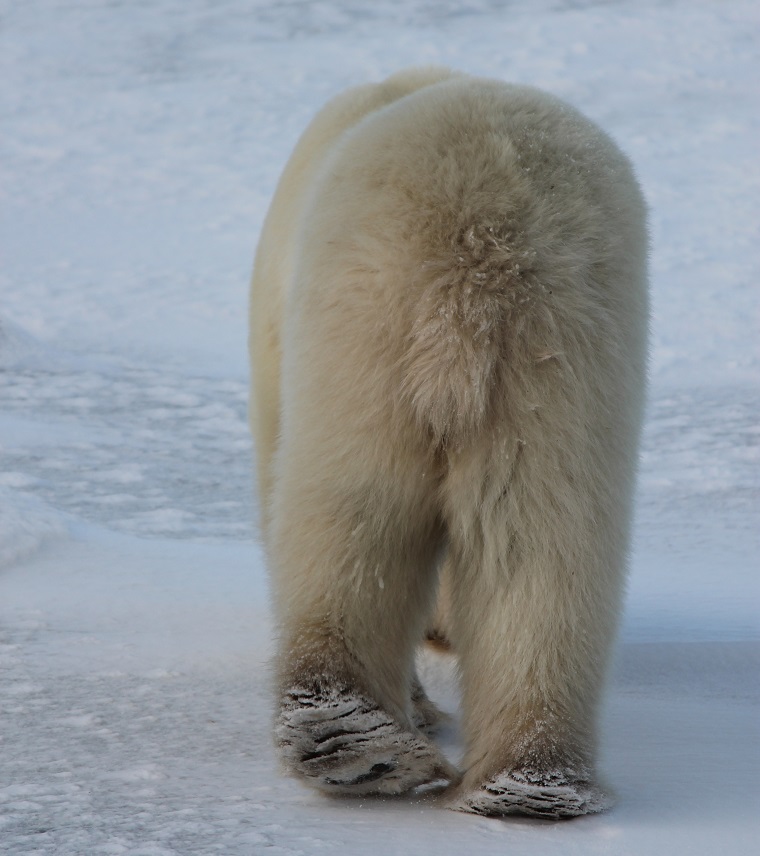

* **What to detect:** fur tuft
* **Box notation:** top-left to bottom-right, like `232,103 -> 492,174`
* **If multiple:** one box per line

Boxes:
401,222 -> 538,443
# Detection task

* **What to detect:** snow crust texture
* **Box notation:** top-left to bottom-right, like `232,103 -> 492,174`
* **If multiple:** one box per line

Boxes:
0,488 -> 67,570
0,360 -> 253,540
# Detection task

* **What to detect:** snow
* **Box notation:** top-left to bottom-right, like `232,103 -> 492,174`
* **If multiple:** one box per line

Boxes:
1,0 -> 758,852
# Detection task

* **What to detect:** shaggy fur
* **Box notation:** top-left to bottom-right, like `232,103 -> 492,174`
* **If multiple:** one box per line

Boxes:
249,67 -> 649,817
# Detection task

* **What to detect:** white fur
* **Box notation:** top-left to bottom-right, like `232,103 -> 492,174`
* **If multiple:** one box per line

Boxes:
249,67 -> 649,815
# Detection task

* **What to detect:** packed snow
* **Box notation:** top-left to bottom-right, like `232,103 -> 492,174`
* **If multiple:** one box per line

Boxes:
1,0 -> 758,853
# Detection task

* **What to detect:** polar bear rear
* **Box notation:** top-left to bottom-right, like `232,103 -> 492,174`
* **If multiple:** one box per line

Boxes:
249,68 -> 648,817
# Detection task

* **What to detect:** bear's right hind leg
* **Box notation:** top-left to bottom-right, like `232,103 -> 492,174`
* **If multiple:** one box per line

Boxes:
442,426 -> 626,818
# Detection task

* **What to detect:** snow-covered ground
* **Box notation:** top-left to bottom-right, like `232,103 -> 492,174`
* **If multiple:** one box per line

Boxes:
1,0 -> 758,852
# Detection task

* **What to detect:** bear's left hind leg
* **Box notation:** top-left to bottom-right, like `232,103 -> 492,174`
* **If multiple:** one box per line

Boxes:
276,680 -> 456,795
270,454 -> 458,795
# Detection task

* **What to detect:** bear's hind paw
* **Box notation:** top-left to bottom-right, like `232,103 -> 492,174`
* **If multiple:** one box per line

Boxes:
276,684 -> 458,795
454,767 -> 611,819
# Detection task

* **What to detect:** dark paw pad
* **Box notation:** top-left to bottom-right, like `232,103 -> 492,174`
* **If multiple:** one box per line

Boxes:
276,684 -> 458,795
456,767 -> 611,819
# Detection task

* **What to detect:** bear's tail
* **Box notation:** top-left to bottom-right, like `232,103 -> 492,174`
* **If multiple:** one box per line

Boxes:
400,222 -> 538,444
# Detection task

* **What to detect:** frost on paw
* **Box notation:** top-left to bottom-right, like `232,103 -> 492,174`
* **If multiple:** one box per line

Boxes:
276,684 -> 457,795
455,767 -> 611,819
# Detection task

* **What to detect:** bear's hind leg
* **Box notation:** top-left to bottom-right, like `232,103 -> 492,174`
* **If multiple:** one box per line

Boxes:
410,669 -> 449,736
270,447 -> 457,795
442,422 -> 630,818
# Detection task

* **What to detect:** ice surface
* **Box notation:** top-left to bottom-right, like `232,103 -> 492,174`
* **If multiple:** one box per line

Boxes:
1,0 -> 758,853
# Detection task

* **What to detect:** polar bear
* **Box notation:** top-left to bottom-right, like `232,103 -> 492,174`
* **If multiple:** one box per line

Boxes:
249,68 -> 648,818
